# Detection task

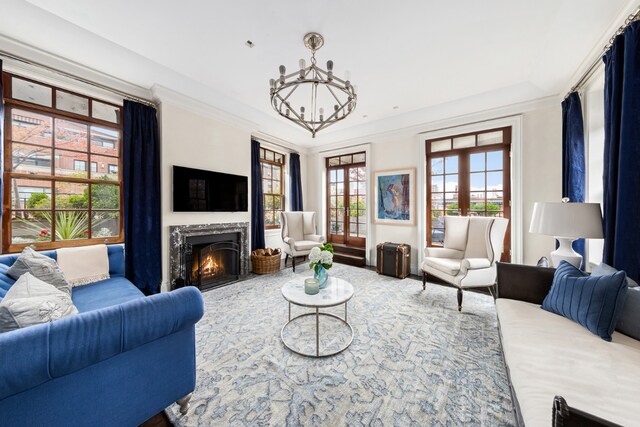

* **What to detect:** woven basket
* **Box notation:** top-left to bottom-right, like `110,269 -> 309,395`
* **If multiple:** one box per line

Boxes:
251,249 -> 281,274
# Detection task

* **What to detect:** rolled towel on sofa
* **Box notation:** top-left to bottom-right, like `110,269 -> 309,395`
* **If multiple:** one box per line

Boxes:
57,244 -> 110,287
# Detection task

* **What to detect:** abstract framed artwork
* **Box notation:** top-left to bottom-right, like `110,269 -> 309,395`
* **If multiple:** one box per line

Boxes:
374,168 -> 416,225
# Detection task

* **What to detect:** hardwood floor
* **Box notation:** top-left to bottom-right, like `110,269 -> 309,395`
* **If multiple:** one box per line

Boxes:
139,411 -> 172,427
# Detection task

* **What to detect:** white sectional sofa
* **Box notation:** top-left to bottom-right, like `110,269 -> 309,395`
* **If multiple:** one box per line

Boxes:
495,263 -> 639,426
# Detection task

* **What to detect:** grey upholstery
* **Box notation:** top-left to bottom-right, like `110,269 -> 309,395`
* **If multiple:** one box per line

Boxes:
281,212 -> 325,272
422,216 -> 509,311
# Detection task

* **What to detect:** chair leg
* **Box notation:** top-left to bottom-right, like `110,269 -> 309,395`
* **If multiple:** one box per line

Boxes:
285,254 -> 289,267
292,256 -> 296,272
176,393 -> 192,415
457,288 -> 463,312
422,272 -> 427,290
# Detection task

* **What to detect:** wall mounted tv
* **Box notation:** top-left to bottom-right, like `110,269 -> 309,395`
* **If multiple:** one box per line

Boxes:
173,165 -> 248,212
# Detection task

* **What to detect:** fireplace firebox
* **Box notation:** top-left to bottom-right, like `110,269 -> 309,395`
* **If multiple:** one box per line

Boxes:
181,232 -> 240,291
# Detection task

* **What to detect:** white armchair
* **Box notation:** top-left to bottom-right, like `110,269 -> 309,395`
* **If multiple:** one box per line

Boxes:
281,212 -> 326,272
421,216 -> 509,311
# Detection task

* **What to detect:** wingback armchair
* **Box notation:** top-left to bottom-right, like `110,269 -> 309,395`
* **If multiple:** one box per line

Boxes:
422,216 -> 509,311
281,211 -> 326,272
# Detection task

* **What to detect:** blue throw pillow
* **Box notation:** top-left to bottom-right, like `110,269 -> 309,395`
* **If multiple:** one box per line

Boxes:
542,261 -> 628,341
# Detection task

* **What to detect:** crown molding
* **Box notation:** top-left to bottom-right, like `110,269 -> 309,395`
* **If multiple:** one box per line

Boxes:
308,95 -> 559,153
151,84 -> 258,131
0,34 -> 152,103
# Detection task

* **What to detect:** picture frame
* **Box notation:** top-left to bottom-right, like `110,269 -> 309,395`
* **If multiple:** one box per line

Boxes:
374,168 -> 416,226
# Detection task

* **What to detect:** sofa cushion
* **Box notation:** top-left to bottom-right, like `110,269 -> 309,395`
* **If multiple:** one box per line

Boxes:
7,247 -> 71,296
497,298 -> 640,426
542,261 -> 627,341
285,212 -> 304,242
72,277 -> 145,313
464,217 -> 491,259
293,240 -> 322,251
423,257 -> 461,276
592,262 -> 639,288
443,216 -> 469,251
0,273 -> 78,333
616,286 -> 640,340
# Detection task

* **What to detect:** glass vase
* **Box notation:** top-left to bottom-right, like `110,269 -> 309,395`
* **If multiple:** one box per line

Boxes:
314,264 -> 329,289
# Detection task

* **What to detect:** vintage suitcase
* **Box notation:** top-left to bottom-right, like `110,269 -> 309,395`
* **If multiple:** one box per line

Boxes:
376,242 -> 411,279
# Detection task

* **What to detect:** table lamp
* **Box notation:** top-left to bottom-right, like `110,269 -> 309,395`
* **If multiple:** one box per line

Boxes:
529,199 -> 604,268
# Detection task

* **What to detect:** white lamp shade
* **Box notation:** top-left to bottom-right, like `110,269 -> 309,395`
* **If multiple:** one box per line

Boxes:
529,202 -> 604,239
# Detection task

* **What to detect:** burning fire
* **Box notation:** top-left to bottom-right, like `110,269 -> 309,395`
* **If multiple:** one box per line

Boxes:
201,254 -> 221,277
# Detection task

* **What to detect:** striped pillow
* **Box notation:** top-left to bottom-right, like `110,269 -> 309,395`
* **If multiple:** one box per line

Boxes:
542,261 -> 628,341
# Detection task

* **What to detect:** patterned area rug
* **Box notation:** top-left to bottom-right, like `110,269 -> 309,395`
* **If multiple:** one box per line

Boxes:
167,264 -> 514,426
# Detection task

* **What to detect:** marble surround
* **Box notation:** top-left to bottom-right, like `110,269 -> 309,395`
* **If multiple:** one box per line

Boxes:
169,222 -> 249,290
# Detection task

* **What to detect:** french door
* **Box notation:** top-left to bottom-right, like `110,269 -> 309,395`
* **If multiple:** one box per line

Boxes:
326,152 -> 366,247
426,127 -> 511,261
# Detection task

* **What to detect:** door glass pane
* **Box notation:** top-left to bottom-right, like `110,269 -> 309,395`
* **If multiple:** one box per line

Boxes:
487,171 -> 503,191
431,193 -> 444,210
329,169 -> 337,182
470,152 -> 485,172
337,169 -> 344,182
358,181 -> 366,195
431,158 -> 444,175
328,157 -> 339,167
91,126 -> 120,156
445,156 -> 458,173
444,174 -> 458,192
340,155 -> 352,165
337,183 -> 344,195
470,172 -> 485,191
431,175 -> 444,192
487,151 -> 503,170
431,211 -> 444,228
431,228 -> 444,245
470,192 -> 485,204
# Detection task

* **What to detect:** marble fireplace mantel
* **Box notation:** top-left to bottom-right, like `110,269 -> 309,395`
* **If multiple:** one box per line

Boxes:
169,222 -> 249,290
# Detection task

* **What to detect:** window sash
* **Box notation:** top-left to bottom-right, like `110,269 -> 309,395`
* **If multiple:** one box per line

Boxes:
2,72 -> 123,253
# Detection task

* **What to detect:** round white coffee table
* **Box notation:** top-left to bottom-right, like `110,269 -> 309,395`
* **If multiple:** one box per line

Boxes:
281,276 -> 354,358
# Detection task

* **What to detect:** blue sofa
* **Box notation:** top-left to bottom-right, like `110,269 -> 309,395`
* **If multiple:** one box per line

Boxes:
0,245 -> 204,426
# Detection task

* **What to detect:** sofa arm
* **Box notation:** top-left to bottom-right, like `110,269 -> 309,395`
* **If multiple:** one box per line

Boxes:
496,262 -> 556,304
460,258 -> 491,275
283,236 -> 296,247
0,287 -> 204,400
305,234 -> 326,243
424,247 -> 464,259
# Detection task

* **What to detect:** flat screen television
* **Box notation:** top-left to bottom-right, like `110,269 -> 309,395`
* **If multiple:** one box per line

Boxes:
173,165 -> 248,212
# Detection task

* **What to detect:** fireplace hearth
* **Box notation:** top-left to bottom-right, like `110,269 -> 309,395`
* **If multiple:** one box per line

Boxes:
169,222 -> 249,291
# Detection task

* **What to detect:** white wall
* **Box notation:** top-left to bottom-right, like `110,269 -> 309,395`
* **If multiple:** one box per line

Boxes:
521,105 -> 563,264
157,99 -> 306,291
306,103 -> 563,272
583,71 -> 605,267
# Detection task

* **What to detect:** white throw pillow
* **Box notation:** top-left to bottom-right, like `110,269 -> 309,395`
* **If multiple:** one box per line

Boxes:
0,273 -> 78,333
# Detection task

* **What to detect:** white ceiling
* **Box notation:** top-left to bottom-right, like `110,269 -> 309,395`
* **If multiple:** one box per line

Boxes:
0,0 -> 634,146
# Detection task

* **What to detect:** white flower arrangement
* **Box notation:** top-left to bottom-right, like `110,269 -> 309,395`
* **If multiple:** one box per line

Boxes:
309,243 -> 334,274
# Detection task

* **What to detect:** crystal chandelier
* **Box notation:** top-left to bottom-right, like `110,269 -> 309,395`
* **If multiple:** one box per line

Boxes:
269,32 -> 357,138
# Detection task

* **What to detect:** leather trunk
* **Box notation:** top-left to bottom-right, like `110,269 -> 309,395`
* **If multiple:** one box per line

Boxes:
376,242 -> 411,279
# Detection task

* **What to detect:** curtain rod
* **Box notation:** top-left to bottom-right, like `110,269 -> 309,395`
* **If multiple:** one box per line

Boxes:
565,5 -> 640,99
251,136 -> 299,154
0,50 -> 158,108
